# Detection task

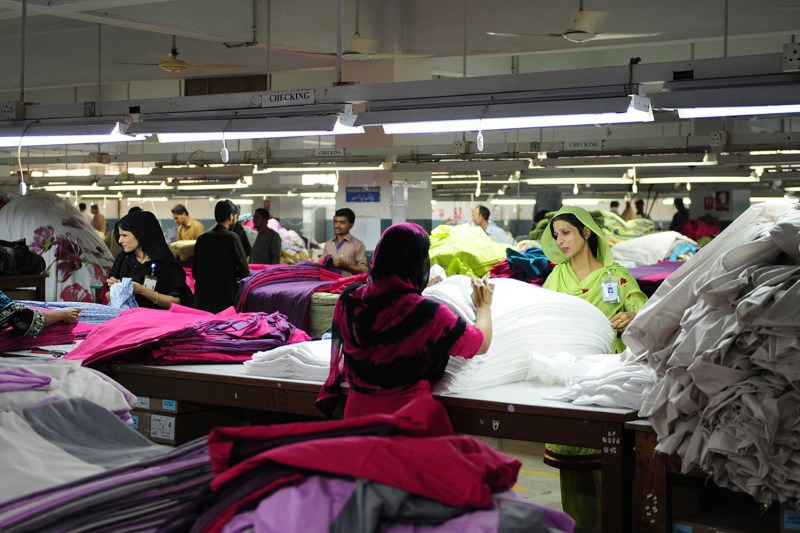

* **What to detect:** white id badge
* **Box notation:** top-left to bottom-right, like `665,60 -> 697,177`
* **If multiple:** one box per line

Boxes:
601,271 -> 620,304
143,275 -> 158,291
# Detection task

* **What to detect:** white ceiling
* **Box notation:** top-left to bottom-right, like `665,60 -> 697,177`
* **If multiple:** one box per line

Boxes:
0,0 -> 799,198
0,0 -> 797,90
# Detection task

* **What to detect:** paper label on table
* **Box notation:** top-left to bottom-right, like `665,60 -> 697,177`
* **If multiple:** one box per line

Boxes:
134,396 -> 151,409
150,414 -> 175,440
671,524 -> 692,533
131,414 -> 139,430
161,399 -> 177,411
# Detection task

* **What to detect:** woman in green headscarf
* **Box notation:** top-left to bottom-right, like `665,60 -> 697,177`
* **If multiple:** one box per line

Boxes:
540,205 -> 648,531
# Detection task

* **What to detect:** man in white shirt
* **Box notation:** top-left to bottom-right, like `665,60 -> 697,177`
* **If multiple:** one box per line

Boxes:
472,205 -> 515,245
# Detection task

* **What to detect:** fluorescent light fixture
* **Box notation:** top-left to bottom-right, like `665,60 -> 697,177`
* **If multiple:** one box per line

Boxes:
490,198 -> 537,205
655,76 -> 800,119
432,180 -> 511,185
126,197 -> 170,202
255,163 -> 386,173
0,122 -> 149,147
125,167 -> 155,176
525,177 -> 632,185
301,198 -> 336,206
149,165 -> 255,177
661,198 -> 692,205
358,95 -> 653,134
232,199 -> 254,206
785,187 -> 800,192
299,192 -> 335,197
241,192 -> 298,198
108,183 -> 173,191
80,194 -> 122,199
535,152 -> 717,169
31,169 -> 93,178
176,182 -> 250,191
40,183 -> 106,192
126,104 -> 364,142
749,196 -> 797,203
640,176 -> 759,184
561,198 -> 605,206
676,104 -> 800,119
155,121 -> 364,143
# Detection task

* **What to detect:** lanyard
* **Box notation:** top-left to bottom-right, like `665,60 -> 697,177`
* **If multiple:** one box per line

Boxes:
334,238 -> 347,251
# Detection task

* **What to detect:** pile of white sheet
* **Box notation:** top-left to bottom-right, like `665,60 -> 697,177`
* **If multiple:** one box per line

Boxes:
547,354 -> 657,410
245,340 -> 332,382
627,203 -> 800,505
424,276 -> 615,394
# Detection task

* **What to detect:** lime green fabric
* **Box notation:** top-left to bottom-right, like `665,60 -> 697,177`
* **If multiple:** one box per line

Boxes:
429,224 -> 510,278
541,206 -> 648,354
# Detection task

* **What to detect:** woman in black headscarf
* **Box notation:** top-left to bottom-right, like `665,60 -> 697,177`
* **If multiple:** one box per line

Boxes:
106,210 -> 192,309
316,222 -> 494,419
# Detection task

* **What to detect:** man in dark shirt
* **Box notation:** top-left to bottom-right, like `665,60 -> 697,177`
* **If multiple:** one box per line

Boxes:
231,203 -> 252,259
192,200 -> 250,313
669,198 -> 691,232
249,208 -> 282,264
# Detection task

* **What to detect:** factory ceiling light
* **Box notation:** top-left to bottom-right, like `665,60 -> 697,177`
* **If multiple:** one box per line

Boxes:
355,86 -> 653,134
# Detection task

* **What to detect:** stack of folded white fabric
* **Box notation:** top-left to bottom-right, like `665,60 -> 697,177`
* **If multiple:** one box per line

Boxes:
424,276 -> 615,394
629,203 -> 800,505
245,339 -> 332,382
547,354 -> 657,410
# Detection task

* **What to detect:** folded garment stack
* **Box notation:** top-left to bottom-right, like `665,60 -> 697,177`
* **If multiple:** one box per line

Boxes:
64,305 -> 310,368
183,397 -> 574,533
626,203 -> 800,506
245,339 -> 332,381
424,276 -> 615,394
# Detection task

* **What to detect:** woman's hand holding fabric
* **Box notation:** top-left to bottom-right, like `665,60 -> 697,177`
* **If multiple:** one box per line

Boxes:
610,311 -> 636,332
471,278 -> 494,354
106,276 -> 119,287
470,278 -> 494,310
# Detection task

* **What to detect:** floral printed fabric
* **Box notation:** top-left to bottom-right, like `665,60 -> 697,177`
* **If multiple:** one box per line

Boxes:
0,192 -> 113,302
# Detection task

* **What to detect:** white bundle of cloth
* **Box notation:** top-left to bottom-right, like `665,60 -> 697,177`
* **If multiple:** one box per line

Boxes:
627,202 -> 800,505
245,339 -> 332,382
546,352 -> 657,410
424,276 -> 615,395
611,230 -> 697,267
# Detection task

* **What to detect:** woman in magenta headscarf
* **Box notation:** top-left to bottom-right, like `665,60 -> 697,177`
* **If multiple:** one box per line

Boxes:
316,222 -> 494,419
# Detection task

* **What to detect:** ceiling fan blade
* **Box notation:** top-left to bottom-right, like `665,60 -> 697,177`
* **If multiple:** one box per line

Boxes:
590,32 -> 662,41
112,61 -> 161,66
344,52 -> 429,61
181,63 -> 248,68
486,31 -> 564,38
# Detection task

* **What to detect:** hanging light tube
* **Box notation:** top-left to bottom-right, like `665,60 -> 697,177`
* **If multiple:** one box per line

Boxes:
358,95 -> 653,135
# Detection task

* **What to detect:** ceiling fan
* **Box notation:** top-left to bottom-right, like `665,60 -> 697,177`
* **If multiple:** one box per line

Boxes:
118,35 -> 247,73
288,0 -> 428,61
487,0 -> 661,43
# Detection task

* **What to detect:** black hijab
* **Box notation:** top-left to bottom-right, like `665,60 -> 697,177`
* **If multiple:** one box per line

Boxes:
115,210 -> 180,267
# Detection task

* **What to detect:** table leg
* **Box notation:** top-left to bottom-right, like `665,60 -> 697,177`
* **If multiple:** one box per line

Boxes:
601,422 -> 634,533
633,429 -> 668,533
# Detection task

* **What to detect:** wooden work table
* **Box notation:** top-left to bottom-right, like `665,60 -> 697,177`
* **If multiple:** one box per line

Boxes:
107,363 -> 640,533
